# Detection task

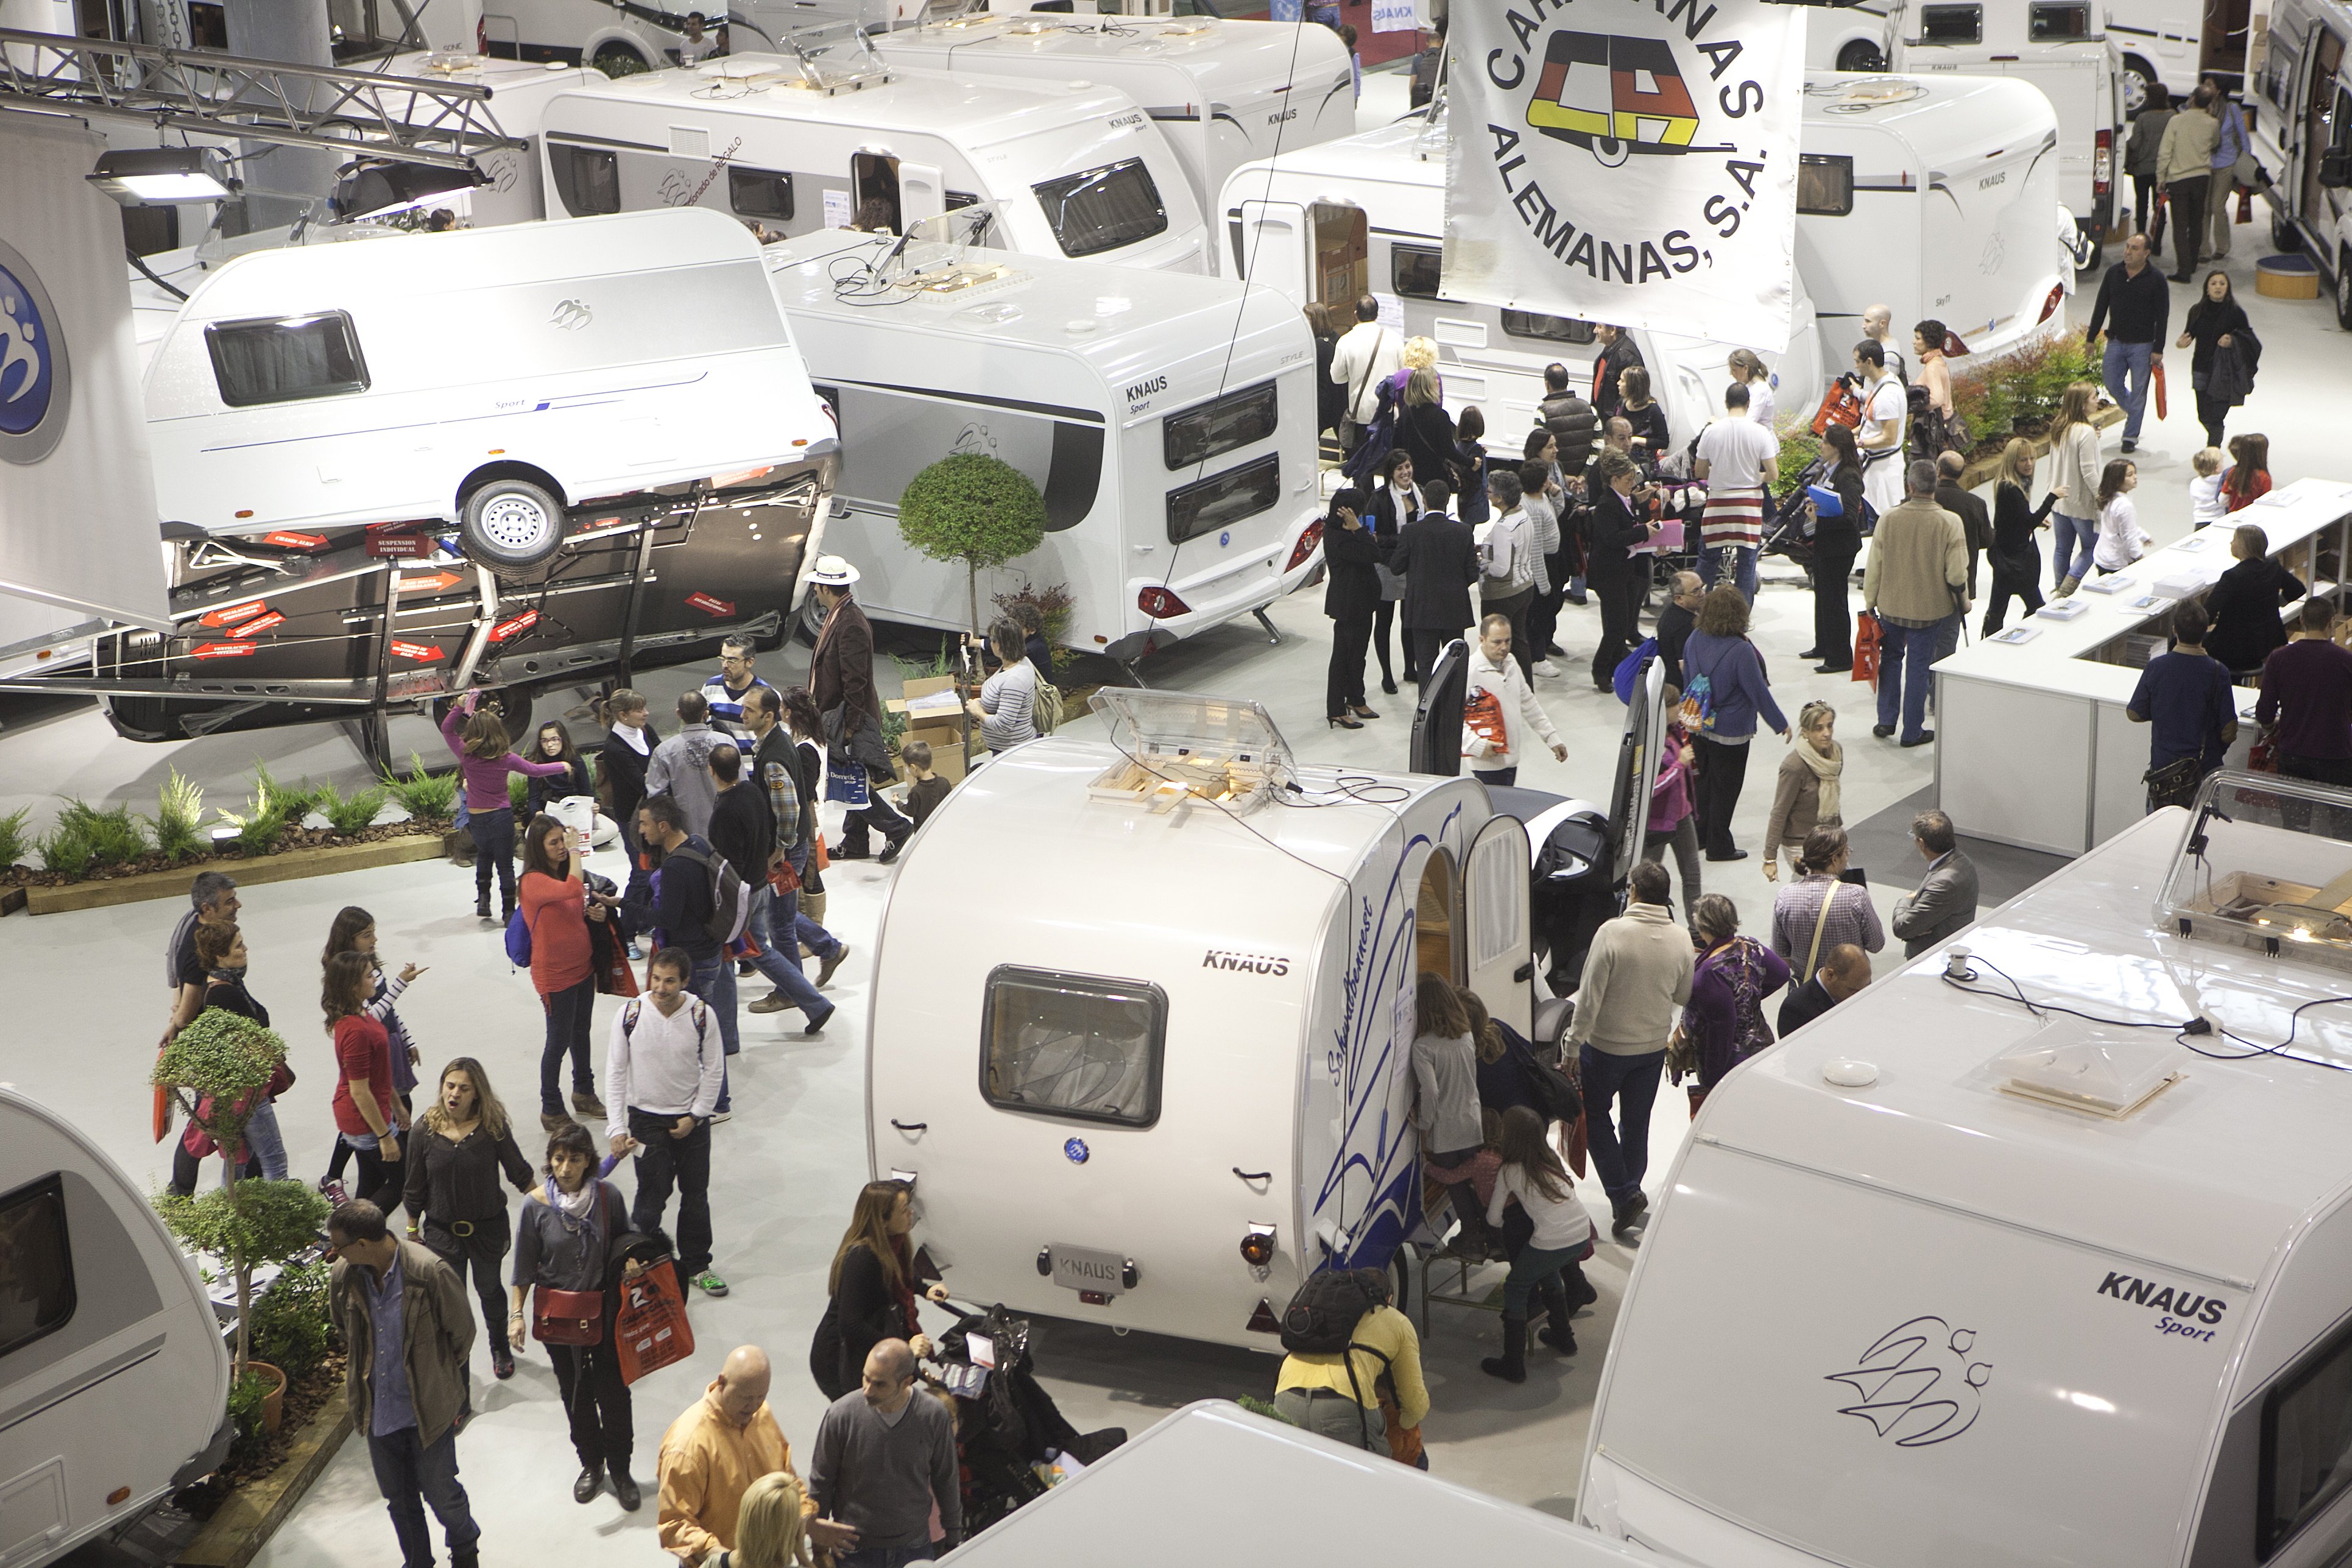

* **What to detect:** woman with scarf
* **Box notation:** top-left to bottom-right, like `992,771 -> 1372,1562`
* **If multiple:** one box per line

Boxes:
1761,702 -> 1844,886
810,1180 -> 952,1400
510,1120 -> 640,1511
1673,895 -> 1790,1116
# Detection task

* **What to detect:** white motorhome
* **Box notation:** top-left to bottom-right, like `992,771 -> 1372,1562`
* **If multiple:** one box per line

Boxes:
874,12 -> 1354,263
2103,0 -> 2213,107
763,227 -> 1320,663
463,0 -> 811,72
141,207 -> 834,570
1798,73 -> 2078,361
536,49 -> 1209,274
2247,0 -> 2352,324
1887,0 -> 2127,252
865,691 -> 1536,1350
945,1400 -> 1672,1566
1579,783 -> 2352,1568
353,50 -> 604,228
0,1088 -> 233,1568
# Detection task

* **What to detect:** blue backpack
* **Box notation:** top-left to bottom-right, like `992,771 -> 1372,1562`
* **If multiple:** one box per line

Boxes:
504,903 -> 537,968
1611,639 -> 1658,705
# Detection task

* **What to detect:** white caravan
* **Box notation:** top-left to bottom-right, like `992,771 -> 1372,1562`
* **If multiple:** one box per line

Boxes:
945,1400 -> 1670,1566
536,51 -> 1209,274
1806,1 -> 1896,72
2103,0 -> 2211,108
865,690 -> 1556,1351
1887,0 -> 2128,250
1799,73 -> 2078,361
763,227 -> 1320,662
355,50 -> 604,228
0,1088 -> 233,1568
2247,0 -> 2352,324
1580,791 -> 2352,1568
141,207 -> 834,570
874,12 -> 1354,264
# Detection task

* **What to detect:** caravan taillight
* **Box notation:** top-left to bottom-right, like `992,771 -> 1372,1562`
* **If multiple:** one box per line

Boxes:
1240,1227 -> 1276,1266
2094,129 -> 2113,196
2038,284 -> 2065,324
1286,520 -> 1324,572
1138,585 -> 1191,618
476,15 -> 487,52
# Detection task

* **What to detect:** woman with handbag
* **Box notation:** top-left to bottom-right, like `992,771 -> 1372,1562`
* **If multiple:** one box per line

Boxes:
1807,425 -> 1867,673
1982,437 -> 2059,637
1681,585 -> 1792,862
168,922 -> 289,1193
403,1058 -> 534,1381
1672,895 -> 1791,1118
510,1121 -> 640,1511
1640,716 -> 1703,931
811,1180 -> 952,1401
1767,826 -> 1886,969
1366,453 -> 1424,693
521,811 -> 608,1135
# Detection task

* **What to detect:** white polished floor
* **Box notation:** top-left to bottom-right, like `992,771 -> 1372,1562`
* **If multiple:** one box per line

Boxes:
9,221 -> 2350,1561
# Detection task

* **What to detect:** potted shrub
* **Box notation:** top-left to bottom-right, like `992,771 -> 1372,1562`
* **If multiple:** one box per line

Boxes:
152,1008 -> 331,1435
898,453 -> 1048,635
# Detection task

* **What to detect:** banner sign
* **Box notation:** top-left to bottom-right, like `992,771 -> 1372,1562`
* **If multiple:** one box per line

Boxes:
1442,0 -> 1804,348
1372,0 -> 1419,32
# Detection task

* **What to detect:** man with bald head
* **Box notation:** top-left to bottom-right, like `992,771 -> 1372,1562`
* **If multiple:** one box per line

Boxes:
1777,942 -> 1873,1037
808,1338 -> 961,1564
659,1346 -> 851,1563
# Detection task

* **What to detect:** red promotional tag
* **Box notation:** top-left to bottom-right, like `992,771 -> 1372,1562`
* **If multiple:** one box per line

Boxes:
199,600 -> 267,629
225,610 -> 286,640
188,642 -> 256,660
488,610 -> 540,643
262,531 -> 329,551
398,570 -> 464,595
390,640 -> 445,662
685,592 -> 734,618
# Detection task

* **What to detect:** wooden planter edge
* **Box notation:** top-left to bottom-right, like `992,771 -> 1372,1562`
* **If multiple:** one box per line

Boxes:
175,1385 -> 353,1568
19,832 -> 454,917
1954,404 -> 2128,492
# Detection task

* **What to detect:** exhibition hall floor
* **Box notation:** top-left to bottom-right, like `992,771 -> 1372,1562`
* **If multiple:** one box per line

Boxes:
13,235 -> 2348,1561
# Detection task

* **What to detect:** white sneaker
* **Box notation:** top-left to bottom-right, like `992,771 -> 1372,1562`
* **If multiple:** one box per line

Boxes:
1532,659 -> 1561,679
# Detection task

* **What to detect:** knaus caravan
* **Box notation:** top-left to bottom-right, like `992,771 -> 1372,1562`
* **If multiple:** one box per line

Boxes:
2247,0 -> 2352,325
875,12 -> 1354,261
0,1088 -> 233,1568
536,48 -> 1209,274
761,226 -> 1320,662
863,676 -> 1663,1351
1579,783 -> 2352,1568
943,1400 -> 1672,1566
1887,0 -> 2127,249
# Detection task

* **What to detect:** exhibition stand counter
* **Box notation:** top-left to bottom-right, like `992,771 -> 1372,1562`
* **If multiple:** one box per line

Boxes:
1934,477 -> 2352,856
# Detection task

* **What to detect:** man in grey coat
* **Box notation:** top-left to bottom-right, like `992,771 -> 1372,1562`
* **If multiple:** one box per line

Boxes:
645,689 -> 722,838
1891,809 -> 1980,957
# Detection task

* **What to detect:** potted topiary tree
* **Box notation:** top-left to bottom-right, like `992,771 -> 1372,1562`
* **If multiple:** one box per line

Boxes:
152,1007 -> 331,1435
897,452 -> 1048,637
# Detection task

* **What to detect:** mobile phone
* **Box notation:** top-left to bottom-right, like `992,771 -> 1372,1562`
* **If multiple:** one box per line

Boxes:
1839,867 -> 1868,887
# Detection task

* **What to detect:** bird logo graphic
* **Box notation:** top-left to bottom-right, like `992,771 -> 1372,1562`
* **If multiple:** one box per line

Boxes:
551,298 -> 593,331
1825,1316 -> 1991,1447
0,239 -> 70,464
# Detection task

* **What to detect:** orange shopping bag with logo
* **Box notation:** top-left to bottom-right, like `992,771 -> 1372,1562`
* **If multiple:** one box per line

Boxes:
614,1258 -> 696,1385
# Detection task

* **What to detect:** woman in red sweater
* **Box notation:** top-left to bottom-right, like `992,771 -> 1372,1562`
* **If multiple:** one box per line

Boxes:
327,950 -> 406,1213
520,811 -> 607,1134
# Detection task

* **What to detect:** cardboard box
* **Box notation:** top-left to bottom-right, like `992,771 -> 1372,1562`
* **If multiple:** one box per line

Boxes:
888,675 -> 970,784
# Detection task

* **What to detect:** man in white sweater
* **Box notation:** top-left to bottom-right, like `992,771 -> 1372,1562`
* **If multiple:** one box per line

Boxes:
607,948 -> 729,1297
1566,861 -> 1695,1240
1329,295 -> 1402,442
1462,613 -> 1565,788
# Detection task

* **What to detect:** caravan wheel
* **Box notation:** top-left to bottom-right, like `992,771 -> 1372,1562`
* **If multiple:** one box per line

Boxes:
2119,57 -> 2156,116
460,479 -> 566,574
2336,252 -> 2352,332
1835,38 -> 1887,72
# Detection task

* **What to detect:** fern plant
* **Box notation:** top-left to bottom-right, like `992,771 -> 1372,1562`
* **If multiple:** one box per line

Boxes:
507,770 -> 529,813
37,821 -> 95,878
152,770 -> 206,864
380,752 -> 460,824
55,798 -> 148,867
214,767 -> 291,858
0,805 -> 33,869
325,784 -> 389,837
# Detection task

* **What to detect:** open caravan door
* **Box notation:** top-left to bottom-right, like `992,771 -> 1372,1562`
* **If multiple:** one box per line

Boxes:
1232,199 -> 1308,300
1461,814 -> 1533,1037
0,119 -> 169,640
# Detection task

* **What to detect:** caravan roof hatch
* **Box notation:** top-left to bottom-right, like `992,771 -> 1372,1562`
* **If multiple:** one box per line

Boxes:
1086,688 -> 1292,812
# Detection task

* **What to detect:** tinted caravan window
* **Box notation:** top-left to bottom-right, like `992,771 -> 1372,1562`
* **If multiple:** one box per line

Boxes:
981,967 -> 1165,1128
1391,243 -> 1443,299
2029,3 -> 2092,37
1501,308 -> 1595,343
1164,381 -> 1279,470
1167,454 -> 1281,543
204,313 -> 370,408
1798,154 -> 1855,216
1033,158 -> 1168,257
1919,4 -> 1982,43
728,167 -> 794,221
0,1174 -> 75,1358
548,142 -> 620,216
2261,1319 -> 2352,1558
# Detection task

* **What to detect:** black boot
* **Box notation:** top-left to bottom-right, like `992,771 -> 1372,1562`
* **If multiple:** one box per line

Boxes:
1481,1314 -> 1529,1383
1536,1276 -> 1578,1355
475,891 -> 492,920
500,892 -> 517,926
1567,1259 -> 1598,1310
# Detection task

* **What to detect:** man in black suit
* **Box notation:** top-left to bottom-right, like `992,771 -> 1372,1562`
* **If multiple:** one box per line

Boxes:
1778,942 -> 1873,1037
1385,480 -> 1478,683
1933,452 -> 1993,665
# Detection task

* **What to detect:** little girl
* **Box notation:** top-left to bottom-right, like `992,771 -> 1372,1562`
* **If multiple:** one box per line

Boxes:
2188,447 -> 2228,528
2092,459 -> 2150,576
1480,1105 -> 1597,1383
318,905 -> 425,1202
2222,431 -> 2273,513
440,688 -> 570,922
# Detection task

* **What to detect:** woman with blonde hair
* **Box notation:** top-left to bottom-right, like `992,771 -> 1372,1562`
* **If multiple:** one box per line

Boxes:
2045,383 -> 2105,598
810,1180 -> 953,1399
1762,702 -> 1843,883
1983,436 -> 2060,634
716,1472 -> 813,1567
404,1058 -> 534,1379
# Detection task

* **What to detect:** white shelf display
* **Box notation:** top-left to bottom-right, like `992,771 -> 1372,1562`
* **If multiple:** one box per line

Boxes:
1935,481 -> 2352,855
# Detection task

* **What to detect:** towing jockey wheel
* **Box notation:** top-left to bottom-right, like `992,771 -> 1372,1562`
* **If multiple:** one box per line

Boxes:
459,478 -> 567,575
1592,137 -> 1629,168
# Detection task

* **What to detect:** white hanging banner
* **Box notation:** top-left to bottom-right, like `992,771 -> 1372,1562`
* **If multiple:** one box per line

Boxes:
1441,0 -> 1805,348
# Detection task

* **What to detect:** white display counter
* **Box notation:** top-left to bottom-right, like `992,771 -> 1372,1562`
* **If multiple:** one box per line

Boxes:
1934,478 -> 2352,855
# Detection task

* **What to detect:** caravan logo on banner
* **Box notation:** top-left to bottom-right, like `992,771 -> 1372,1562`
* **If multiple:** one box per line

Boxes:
0,236 -> 69,465
1443,0 -> 1803,347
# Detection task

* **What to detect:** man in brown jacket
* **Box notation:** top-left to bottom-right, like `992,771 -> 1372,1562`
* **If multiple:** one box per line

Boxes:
1863,460 -> 1967,749
328,1200 -> 482,1568
807,554 -> 913,863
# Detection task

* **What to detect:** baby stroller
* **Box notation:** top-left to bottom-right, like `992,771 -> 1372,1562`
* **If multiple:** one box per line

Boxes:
925,1301 -> 1127,1535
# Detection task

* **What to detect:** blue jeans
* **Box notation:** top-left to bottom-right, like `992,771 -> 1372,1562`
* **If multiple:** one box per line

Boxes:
366,1425 -> 479,1568
1503,1241 -> 1584,1316
839,1548 -> 938,1568
2050,512 -> 2098,585
469,805 -> 515,905
2101,337 -> 2154,442
1874,619 -> 1946,744
686,952 -> 740,1112
539,975 -> 595,1115
789,842 -> 842,960
244,1098 -> 288,1181
1699,542 -> 1760,602
1578,1045 -> 1663,1202
745,886 -> 828,1019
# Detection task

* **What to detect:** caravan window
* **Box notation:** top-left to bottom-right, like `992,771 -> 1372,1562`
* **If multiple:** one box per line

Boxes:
1918,4 -> 1981,42
1164,381 -> 1279,470
2259,1318 -> 2352,1558
204,313 -> 369,408
1391,244 -> 1444,300
548,143 -> 620,217
1798,154 -> 1855,216
2029,2 -> 2092,37
1501,309 -> 1595,344
0,1174 -> 76,1358
1032,158 -> 1169,258
981,967 -> 1165,1129
728,167 -> 794,221
1167,454 -> 1282,543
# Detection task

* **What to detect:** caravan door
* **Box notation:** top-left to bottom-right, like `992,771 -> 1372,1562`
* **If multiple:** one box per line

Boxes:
1234,199 -> 1309,300
898,161 -> 946,228
1461,815 -> 1533,1037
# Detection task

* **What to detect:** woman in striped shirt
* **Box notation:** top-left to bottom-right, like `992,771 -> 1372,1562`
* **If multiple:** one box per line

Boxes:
966,620 -> 1039,752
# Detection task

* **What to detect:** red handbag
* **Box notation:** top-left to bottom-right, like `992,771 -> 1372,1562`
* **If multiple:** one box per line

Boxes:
532,1285 -> 604,1346
613,1259 -> 695,1385
1853,611 -> 1883,688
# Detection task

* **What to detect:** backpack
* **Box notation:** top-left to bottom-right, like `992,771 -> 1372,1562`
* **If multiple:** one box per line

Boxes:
504,902 -> 539,968
1340,376 -> 1399,486
1279,1267 -> 1389,1355
659,841 -> 751,945
622,995 -> 710,1041
1033,673 -> 1063,736
1676,671 -> 1717,733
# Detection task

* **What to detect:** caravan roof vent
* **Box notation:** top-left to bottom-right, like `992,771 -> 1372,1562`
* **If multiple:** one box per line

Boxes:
1994,1019 -> 2184,1119
1086,689 -> 1291,815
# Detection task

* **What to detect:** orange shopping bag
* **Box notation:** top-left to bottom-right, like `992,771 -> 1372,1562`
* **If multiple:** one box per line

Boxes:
2152,356 -> 2169,421
614,1258 -> 696,1385
1852,611 -> 1882,689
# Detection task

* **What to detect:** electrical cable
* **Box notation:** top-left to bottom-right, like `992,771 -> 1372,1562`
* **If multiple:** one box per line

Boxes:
1943,955 -> 2352,1073
127,247 -> 189,302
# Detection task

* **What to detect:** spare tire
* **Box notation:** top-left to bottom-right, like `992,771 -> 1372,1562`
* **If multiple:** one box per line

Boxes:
460,478 -> 566,574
